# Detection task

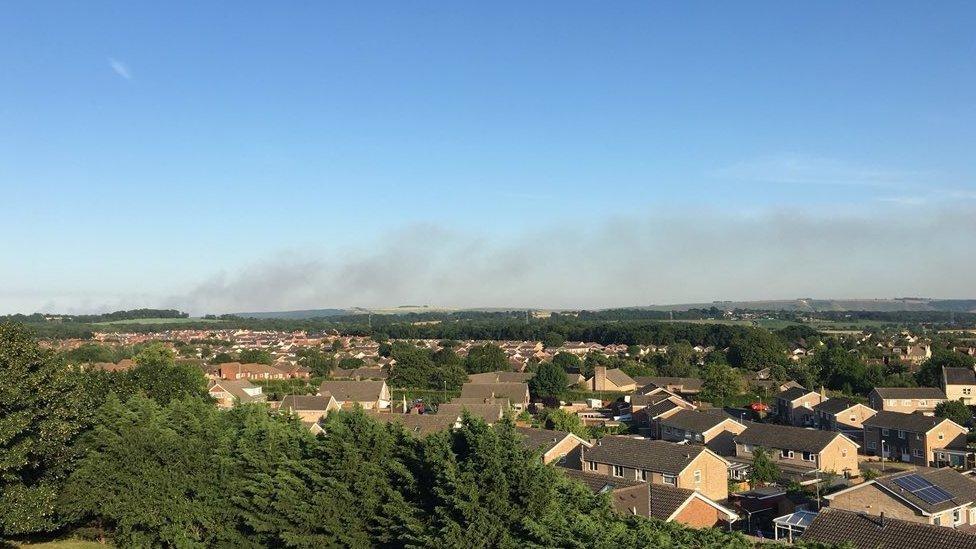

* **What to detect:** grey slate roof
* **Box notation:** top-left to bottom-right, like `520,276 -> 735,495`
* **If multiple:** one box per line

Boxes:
583,436 -> 711,474
874,468 -> 976,514
467,371 -> 533,384
800,508 -> 976,549
366,411 -> 458,436
437,402 -> 504,423
775,386 -> 816,402
944,367 -> 976,386
735,423 -> 848,453
862,410 -> 952,433
560,467 -> 638,492
613,482 -> 698,520
635,376 -> 703,392
637,398 -> 685,419
659,409 -> 738,434
279,394 -> 333,411
812,397 -> 861,415
318,380 -> 386,403
872,387 -> 947,400
459,382 -> 529,404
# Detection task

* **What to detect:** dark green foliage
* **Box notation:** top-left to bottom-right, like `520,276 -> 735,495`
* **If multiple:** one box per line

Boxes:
0,323 -> 87,535
464,343 -> 509,373
528,361 -> 567,399
935,400 -> 972,426
542,331 -> 565,349
296,348 -> 333,377
62,343 -> 118,364
389,342 -> 437,388
212,352 -> 235,364
660,341 -> 697,377
552,352 -> 582,372
238,348 -> 274,364
916,351 -> 976,388
808,344 -> 882,395
749,447 -> 781,485
699,362 -> 743,405
727,330 -> 786,371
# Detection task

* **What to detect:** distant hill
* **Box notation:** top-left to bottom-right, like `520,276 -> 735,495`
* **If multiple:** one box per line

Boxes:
233,308 -> 349,319
637,298 -> 976,313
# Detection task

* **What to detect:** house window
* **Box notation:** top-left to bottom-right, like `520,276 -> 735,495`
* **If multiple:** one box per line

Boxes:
781,449 -> 794,459
912,449 -> 923,457
882,428 -> 890,436
587,461 -> 597,471
916,433 -> 922,440
850,415 -> 857,422
638,469 -> 649,482
663,474 -> 677,486
612,465 -> 624,478
934,515 -> 941,526
920,400 -> 927,406
938,432 -> 945,440
802,451 -> 814,461
842,448 -> 848,457
693,470 -> 702,484
953,509 -> 963,525
902,399 -> 911,406
886,399 -> 895,407
964,388 -> 972,395
867,441 -> 877,450
898,430 -> 905,439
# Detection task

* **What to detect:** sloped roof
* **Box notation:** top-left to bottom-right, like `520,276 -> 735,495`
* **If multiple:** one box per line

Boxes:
659,409 -> 741,434
873,468 -> 976,514
604,368 -> 636,387
366,411 -> 458,436
560,468 -> 638,493
800,508 -> 976,549
583,436 -> 715,474
862,410 -> 953,433
459,382 -> 529,403
775,386 -> 817,402
812,397 -> 862,415
635,376 -> 704,392
209,380 -> 265,403
437,402 -> 504,423
516,427 -> 584,455
318,380 -> 386,403
944,367 -> 976,386
279,394 -> 334,412
735,423 -> 851,453
467,371 -> 533,384
872,387 -> 946,400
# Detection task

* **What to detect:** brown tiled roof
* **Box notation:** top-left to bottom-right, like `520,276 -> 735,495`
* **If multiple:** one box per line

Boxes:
635,376 -> 704,392
279,395 -> 333,412
735,423 -> 849,453
559,467 -> 638,492
660,409 -> 739,434
317,380 -> 385,403
516,427 -> 579,455
583,436 -> 712,474
437,402 -> 504,423
637,398 -> 685,419
872,387 -> 947,400
874,468 -> 976,514
775,386 -> 817,401
209,380 -> 265,404
800,508 -> 976,549
467,371 -> 533,384
604,368 -> 636,387
459,382 -> 528,404
812,397 -> 861,415
944,367 -> 976,386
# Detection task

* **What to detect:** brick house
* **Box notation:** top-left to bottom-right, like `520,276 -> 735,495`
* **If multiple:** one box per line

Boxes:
825,468 -> 976,528
943,367 -> 976,406
732,423 -> 859,482
657,410 -> 746,456
580,436 -> 731,501
868,387 -> 947,415
773,387 -> 825,427
862,411 -> 971,468
208,379 -> 266,409
586,366 -> 637,392
458,382 -> 530,411
317,380 -> 391,410
516,427 -> 591,465
278,394 -> 340,425
813,397 -> 876,439
800,508 -> 976,549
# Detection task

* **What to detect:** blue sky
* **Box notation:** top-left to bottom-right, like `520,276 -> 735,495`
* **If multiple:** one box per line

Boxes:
2,3 -> 974,314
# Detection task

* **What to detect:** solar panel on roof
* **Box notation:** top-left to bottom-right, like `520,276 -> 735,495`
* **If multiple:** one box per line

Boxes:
891,474 -> 953,505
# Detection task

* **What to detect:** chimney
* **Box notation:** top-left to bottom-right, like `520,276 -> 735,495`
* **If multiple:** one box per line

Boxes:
880,512 -> 886,529
594,366 -> 608,391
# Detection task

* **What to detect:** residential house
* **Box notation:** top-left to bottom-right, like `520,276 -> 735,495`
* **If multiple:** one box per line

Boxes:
826,468 -> 976,528
317,380 -> 391,410
466,371 -> 533,384
437,401 -> 505,424
800,508 -> 976,549
278,394 -> 340,425
458,382 -> 530,411
733,423 -> 859,482
862,411 -> 971,468
773,387 -> 825,427
580,436 -> 731,501
208,379 -> 266,409
943,367 -> 976,406
657,409 -> 746,456
868,387 -> 947,415
631,394 -> 695,429
366,411 -> 460,436
634,376 -> 703,398
516,427 -> 591,465
562,469 -> 738,528
219,362 -> 287,381
586,366 -> 637,392
813,397 -> 877,439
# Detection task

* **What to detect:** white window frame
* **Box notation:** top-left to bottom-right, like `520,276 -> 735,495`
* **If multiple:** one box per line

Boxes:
663,474 -> 677,486
693,470 -> 702,484
612,465 -> 624,478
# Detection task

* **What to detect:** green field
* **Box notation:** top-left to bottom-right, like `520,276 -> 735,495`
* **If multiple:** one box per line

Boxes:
16,540 -> 109,549
92,317 -> 228,326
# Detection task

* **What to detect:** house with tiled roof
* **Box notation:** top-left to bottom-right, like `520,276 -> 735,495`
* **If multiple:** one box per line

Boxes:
813,397 -> 876,435
437,401 -> 505,424
516,427 -> 591,465
943,366 -> 976,405
580,436 -> 730,501
732,422 -> 859,482
562,469 -> 738,528
634,376 -> 703,397
862,411 -> 971,468
657,410 -> 746,456
586,366 -> 636,392
458,382 -> 529,410
772,386 -> 825,427
278,394 -> 340,425
317,380 -> 391,410
800,508 -> 976,549
868,387 -> 947,415
366,411 -> 460,436
218,361 -> 287,381
208,379 -> 266,409
826,468 -> 976,528
466,371 -> 533,384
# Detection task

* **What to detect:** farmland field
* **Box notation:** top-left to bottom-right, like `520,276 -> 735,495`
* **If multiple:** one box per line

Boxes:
92,317 -> 228,326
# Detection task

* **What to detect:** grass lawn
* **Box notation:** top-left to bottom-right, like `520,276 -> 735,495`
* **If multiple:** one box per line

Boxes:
16,540 -> 109,549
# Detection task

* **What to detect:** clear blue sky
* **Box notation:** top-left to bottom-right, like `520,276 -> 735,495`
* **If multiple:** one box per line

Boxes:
2,3 -> 974,314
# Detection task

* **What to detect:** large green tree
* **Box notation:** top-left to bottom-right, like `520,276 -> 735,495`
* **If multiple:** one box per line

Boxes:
464,343 -> 509,374
0,323 -> 87,535
528,361 -> 567,399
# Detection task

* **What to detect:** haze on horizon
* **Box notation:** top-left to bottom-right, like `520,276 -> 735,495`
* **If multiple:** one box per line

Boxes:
2,3 -> 975,316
